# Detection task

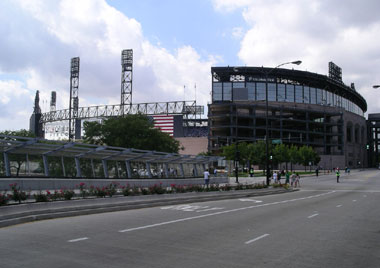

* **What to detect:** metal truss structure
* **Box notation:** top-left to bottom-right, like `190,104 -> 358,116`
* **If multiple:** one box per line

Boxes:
40,101 -> 203,123
68,57 -> 80,140
0,135 -> 220,178
121,49 -> 133,115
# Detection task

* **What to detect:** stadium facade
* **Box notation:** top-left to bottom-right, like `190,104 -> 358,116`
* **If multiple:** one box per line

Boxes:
208,63 -> 368,169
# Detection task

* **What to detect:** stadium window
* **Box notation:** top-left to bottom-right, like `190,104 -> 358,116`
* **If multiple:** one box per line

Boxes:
295,85 -> 303,103
268,83 -> 276,101
256,82 -> 266,101
247,82 -> 255,100
213,82 -> 222,101
277,84 -> 286,101
223,82 -> 232,101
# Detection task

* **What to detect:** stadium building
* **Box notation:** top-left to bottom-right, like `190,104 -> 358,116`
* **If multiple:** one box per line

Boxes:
208,62 -> 368,169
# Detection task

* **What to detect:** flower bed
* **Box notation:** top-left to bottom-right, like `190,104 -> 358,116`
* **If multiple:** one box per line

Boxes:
0,181 -> 287,206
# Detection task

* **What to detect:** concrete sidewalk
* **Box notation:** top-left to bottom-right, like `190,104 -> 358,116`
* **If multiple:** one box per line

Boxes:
0,186 -> 295,228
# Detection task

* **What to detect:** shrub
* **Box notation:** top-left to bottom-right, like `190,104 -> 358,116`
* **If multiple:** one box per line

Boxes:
121,185 -> 132,196
107,182 -> 119,197
77,182 -> 89,198
141,187 -> 149,195
50,190 -> 62,201
61,189 -> 75,200
220,184 -> 232,191
9,183 -> 29,203
33,191 -> 50,202
0,192 -> 10,206
94,187 -> 107,198
149,183 -> 166,195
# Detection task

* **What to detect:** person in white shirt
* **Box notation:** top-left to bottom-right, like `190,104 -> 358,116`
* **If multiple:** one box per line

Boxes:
273,171 -> 278,184
204,169 -> 210,188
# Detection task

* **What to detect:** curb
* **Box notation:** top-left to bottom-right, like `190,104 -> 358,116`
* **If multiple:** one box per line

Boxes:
0,188 -> 297,228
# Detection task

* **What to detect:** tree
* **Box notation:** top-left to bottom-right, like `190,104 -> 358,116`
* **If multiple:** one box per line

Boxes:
288,145 -> 301,171
221,142 -> 252,169
298,145 -> 321,171
83,115 -> 180,153
272,143 -> 289,170
0,129 -> 35,176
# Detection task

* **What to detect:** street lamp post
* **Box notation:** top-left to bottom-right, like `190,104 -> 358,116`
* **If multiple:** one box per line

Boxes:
264,60 -> 302,186
372,85 -> 380,167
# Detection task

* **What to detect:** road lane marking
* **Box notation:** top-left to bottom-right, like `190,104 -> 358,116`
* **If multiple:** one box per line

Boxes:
336,205 -> 342,207
68,237 -> 89,243
363,195 -> 367,197
196,207 -> 224,213
119,191 -> 335,233
239,198 -> 263,203
308,213 -> 319,219
161,205 -> 224,212
245,234 -> 270,245
352,200 -> 357,202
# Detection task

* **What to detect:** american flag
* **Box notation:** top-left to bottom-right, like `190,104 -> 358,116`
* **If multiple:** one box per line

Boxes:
152,115 -> 174,136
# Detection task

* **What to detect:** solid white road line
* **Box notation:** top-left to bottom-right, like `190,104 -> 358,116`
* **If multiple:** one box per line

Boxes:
245,234 -> 270,245
119,191 -> 335,233
308,213 -> 319,219
68,237 -> 89,243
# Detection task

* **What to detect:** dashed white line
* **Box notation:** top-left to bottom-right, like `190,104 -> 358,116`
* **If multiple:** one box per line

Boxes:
68,237 -> 89,243
336,205 -> 342,207
245,234 -> 270,245
119,191 -> 335,233
308,213 -> 319,219
352,200 -> 357,202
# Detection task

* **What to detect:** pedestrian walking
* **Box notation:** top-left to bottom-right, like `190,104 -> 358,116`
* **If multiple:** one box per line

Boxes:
316,168 -> 319,177
294,173 -> 300,188
273,171 -> 278,184
278,171 -> 282,184
291,172 -> 296,187
336,169 -> 340,183
249,166 -> 254,177
285,171 -> 290,185
204,169 -> 210,187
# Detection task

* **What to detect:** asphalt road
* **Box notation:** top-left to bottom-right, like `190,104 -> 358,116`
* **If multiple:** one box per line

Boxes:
1,170 -> 379,268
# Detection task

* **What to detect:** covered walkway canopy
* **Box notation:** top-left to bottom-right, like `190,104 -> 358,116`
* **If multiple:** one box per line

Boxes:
0,135 -> 222,178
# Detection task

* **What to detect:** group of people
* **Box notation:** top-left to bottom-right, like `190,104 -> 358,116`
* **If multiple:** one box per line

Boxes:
272,170 -> 301,187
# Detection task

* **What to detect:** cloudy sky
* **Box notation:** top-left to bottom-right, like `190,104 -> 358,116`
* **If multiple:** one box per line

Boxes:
1,0 -> 380,132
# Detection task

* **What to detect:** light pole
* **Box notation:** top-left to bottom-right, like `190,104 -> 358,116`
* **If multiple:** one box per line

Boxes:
264,60 -> 302,186
372,85 -> 380,167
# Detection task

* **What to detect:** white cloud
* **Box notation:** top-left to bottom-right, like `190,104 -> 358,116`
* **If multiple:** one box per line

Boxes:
0,0 -> 218,132
213,0 -> 380,114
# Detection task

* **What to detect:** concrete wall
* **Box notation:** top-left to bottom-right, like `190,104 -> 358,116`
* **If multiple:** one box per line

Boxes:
175,137 -> 208,155
0,176 -> 228,191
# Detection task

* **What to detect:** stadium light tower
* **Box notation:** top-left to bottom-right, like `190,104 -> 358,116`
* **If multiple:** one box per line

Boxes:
373,85 -> 380,89
264,60 -> 302,186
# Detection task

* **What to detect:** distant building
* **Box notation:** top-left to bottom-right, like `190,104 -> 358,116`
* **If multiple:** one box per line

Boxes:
367,113 -> 380,168
208,64 -> 368,169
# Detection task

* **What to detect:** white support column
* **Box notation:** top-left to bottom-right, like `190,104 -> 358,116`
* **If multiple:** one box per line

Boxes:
61,156 -> 66,177
102,159 -> 109,178
91,159 -> 95,178
164,163 -> 169,178
42,155 -> 49,177
146,162 -> 153,178
125,160 -> 132,178
116,161 -> 121,178
26,154 -> 30,175
193,164 -> 198,177
3,152 -> 10,177
179,163 -> 185,178
75,157 -> 81,178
